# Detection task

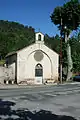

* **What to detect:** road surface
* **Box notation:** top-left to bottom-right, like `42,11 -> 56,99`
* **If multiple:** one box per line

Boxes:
0,83 -> 80,119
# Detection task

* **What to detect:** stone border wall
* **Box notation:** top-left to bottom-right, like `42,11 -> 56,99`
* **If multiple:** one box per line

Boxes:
0,66 -> 15,84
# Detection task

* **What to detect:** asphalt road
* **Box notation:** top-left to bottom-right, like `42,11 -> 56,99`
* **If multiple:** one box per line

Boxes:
0,83 -> 80,120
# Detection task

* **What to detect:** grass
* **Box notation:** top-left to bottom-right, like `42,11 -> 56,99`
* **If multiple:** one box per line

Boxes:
0,60 -> 5,66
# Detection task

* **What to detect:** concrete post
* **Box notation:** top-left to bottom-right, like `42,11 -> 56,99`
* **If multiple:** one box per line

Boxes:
6,80 -> 8,84
12,81 -> 14,84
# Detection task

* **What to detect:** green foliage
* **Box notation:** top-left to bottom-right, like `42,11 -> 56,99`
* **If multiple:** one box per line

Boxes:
0,20 -> 80,73
0,20 -> 35,58
50,0 -> 80,32
45,32 -> 80,72
0,60 -> 5,66
50,0 -> 80,75
69,36 -> 80,72
44,34 -> 60,53
0,20 -> 60,59
72,53 -> 80,72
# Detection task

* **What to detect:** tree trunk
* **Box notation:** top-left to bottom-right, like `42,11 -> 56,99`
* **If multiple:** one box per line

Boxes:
65,33 -> 73,81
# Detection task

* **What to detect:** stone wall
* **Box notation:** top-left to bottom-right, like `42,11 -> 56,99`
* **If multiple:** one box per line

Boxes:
0,64 -> 15,84
0,66 -> 5,84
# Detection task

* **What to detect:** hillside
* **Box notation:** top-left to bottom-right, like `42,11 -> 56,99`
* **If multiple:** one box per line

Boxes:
0,20 -> 60,59
0,20 -> 35,58
0,20 -> 80,73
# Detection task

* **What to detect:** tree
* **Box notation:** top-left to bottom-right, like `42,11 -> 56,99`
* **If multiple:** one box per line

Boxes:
50,0 -> 80,81
44,34 -> 60,53
70,33 -> 80,73
0,20 -> 60,60
0,20 -> 35,58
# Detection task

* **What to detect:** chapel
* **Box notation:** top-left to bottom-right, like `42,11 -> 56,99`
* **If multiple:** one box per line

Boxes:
5,32 -> 59,85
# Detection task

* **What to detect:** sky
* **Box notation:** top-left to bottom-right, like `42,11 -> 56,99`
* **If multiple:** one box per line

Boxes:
0,0 -> 69,37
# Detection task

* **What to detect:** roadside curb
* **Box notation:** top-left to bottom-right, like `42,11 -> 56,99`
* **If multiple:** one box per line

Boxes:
59,82 -> 80,85
0,83 -> 58,89
0,82 -> 79,89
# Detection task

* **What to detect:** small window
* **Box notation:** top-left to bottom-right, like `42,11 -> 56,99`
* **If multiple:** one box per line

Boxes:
38,34 -> 41,41
35,64 -> 43,77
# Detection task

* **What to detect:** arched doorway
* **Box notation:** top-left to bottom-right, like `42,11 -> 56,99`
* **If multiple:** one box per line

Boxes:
35,64 -> 43,84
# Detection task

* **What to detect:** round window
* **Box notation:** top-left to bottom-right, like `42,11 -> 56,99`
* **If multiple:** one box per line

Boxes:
34,51 -> 44,61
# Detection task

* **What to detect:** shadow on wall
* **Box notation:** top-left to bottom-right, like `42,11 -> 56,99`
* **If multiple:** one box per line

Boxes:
0,99 -> 77,120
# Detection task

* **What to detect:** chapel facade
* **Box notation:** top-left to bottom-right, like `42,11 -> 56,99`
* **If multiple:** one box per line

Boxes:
4,32 -> 59,85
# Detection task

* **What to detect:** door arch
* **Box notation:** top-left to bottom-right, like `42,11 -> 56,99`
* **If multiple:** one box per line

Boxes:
35,64 -> 43,84
35,64 -> 43,77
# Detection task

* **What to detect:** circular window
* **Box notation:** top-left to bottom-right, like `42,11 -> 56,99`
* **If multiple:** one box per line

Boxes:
34,51 -> 44,61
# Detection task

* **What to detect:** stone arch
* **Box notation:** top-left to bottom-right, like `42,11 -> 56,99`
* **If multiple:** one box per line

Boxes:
35,63 -> 43,77
27,50 -> 53,78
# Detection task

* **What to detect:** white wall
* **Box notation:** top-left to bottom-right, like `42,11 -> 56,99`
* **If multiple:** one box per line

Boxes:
26,51 -> 52,79
8,63 -> 15,80
17,42 -> 59,84
0,67 -> 5,84
0,63 -> 16,83
35,32 -> 44,41
6,54 -> 16,81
